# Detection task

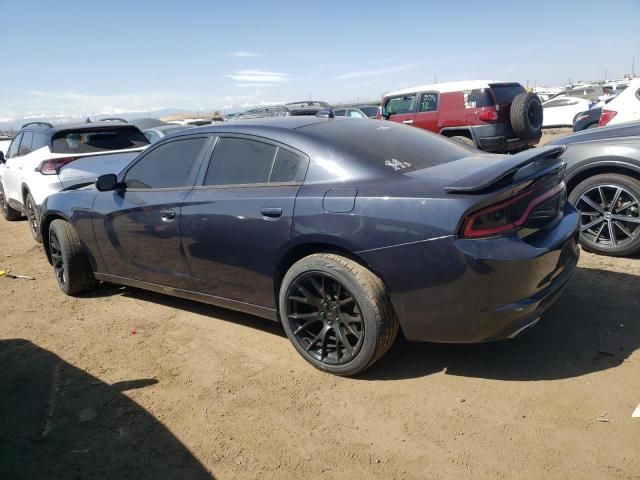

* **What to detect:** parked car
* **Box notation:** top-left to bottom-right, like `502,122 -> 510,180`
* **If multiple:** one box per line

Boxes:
0,121 -> 149,242
0,135 -> 12,156
233,101 -> 332,120
143,124 -> 195,143
542,96 -> 592,127
547,121 -> 640,256
573,107 -> 602,131
572,96 -> 619,131
39,117 -> 579,376
130,118 -> 168,130
599,78 -> 640,127
332,106 -> 368,118
354,104 -> 379,118
377,80 -> 542,153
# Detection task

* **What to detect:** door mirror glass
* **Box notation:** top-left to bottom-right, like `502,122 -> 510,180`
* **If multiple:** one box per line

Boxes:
95,173 -> 120,191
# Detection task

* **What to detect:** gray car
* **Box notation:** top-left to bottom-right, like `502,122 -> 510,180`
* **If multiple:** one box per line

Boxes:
547,121 -> 640,256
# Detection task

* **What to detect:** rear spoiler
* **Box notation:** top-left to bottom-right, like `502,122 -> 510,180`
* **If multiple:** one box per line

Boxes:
444,145 -> 566,193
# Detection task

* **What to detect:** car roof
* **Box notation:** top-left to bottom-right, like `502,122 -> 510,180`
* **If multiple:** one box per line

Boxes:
385,80 -> 510,97
192,116 -> 327,133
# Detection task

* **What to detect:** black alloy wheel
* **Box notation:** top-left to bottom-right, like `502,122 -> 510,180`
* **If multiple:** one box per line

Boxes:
279,253 -> 399,376
286,272 -> 365,365
25,192 -> 42,242
49,228 -> 66,288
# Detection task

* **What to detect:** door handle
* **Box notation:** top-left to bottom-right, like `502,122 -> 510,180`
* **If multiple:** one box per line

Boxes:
160,209 -> 177,222
402,119 -> 414,125
260,207 -> 282,218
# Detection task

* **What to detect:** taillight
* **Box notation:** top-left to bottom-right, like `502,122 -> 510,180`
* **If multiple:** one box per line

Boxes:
36,157 -> 77,175
478,110 -> 498,121
461,182 -> 566,239
599,109 -> 617,126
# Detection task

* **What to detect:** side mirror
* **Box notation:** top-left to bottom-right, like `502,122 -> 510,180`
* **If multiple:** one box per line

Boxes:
95,173 -> 120,192
0,151 -> 5,164
383,110 -> 396,120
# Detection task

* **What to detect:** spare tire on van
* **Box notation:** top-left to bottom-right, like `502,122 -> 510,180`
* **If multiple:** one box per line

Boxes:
510,93 -> 543,140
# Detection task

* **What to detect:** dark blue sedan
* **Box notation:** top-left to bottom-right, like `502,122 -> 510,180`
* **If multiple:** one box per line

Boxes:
39,117 -> 579,375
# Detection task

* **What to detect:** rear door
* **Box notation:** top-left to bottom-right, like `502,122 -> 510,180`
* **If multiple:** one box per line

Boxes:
92,135 -> 209,289
181,135 -> 308,309
383,93 -> 417,127
413,92 -> 439,132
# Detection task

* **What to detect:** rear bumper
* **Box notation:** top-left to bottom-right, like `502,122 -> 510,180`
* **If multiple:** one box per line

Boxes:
468,123 -> 541,153
358,204 -> 580,343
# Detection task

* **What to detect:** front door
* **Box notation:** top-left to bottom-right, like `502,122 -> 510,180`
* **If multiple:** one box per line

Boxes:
181,136 -> 308,308
92,135 -> 210,289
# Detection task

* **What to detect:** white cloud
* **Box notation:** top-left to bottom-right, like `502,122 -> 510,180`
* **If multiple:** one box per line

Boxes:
226,70 -> 289,83
229,51 -> 262,57
336,64 -> 416,80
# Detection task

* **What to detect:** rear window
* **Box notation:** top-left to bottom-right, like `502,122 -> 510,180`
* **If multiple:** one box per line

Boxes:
301,119 -> 470,173
489,83 -> 526,104
51,127 -> 149,154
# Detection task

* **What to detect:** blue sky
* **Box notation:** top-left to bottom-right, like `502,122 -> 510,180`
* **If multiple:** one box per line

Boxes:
1,0 -> 638,119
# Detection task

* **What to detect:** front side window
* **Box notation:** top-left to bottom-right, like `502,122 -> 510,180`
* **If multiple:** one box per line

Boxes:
205,138 -> 276,186
125,137 -> 207,189
384,94 -> 416,115
7,133 -> 23,158
348,109 -> 366,118
419,92 -> 438,112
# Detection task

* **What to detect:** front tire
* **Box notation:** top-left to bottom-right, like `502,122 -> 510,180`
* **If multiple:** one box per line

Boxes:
25,192 -> 42,243
0,183 -> 22,221
279,253 -> 399,376
48,219 -> 98,295
569,174 -> 640,256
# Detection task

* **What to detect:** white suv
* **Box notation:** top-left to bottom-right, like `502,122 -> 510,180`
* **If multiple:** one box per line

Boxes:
600,78 -> 640,126
0,121 -> 149,241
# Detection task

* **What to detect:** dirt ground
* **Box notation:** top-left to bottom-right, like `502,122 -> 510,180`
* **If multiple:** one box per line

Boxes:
1,128 -> 639,480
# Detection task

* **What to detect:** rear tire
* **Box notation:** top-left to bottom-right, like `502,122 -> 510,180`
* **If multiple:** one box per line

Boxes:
450,135 -> 476,148
0,183 -> 22,221
569,174 -> 640,256
48,219 -> 98,295
511,92 -> 543,140
279,253 -> 399,376
25,192 -> 42,243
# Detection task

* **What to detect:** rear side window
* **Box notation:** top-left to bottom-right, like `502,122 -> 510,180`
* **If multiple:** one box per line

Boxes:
489,83 -> 525,104
7,132 -> 23,158
419,92 -> 438,112
464,89 -> 494,108
333,109 -> 346,116
270,148 -> 306,183
384,94 -> 416,115
52,127 -> 149,154
205,138 -> 276,185
125,137 -> 207,189
18,131 -> 33,155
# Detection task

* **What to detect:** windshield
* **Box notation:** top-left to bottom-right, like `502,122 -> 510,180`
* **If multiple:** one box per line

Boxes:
51,127 -> 149,154
489,83 -> 526,104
